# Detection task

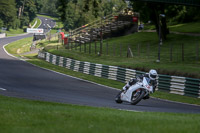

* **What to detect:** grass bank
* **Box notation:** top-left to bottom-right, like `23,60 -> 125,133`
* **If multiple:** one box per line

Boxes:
0,95 -> 200,133
143,22 -> 200,33
169,22 -> 200,33
33,18 -> 41,28
44,32 -> 200,78
4,37 -> 200,105
5,28 -> 26,37
4,37 -> 33,57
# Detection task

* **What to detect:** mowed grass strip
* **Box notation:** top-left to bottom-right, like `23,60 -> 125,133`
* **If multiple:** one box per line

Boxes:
143,22 -> 200,33
169,22 -> 200,33
44,32 -> 200,78
4,37 -> 32,57
5,28 -> 26,37
34,18 -> 41,28
0,95 -> 200,133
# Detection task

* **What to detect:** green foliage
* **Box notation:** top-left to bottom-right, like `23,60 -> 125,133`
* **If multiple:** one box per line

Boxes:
166,6 -> 200,24
12,18 -> 21,29
131,1 -> 152,23
16,0 -> 37,28
131,1 -> 200,40
56,0 -> 68,22
101,0 -> 126,16
25,0 -> 37,22
40,0 -> 58,16
132,1 -> 200,24
0,0 -> 17,29
35,0 -> 43,13
56,0 -> 126,31
0,0 -> 39,30
43,32 -> 200,78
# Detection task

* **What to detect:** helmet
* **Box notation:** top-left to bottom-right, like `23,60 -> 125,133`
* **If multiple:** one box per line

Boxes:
149,69 -> 157,80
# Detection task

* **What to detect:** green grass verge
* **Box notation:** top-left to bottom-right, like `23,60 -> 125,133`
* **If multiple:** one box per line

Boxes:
44,32 -> 200,78
0,95 -> 200,133
34,18 -> 41,28
169,22 -> 200,33
4,37 -> 32,57
30,19 -> 37,27
5,28 -> 26,37
142,22 -> 200,33
142,24 -> 156,30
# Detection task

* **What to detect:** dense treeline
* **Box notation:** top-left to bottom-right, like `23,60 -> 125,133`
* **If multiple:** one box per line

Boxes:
56,0 -> 126,31
50,0 -> 200,33
0,0 -> 42,30
0,0 -> 126,31
1,0 -> 200,33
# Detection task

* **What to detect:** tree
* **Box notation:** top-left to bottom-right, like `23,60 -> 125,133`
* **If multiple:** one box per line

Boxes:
56,0 -> 69,22
0,0 -> 39,30
0,0 -> 17,29
40,0 -> 58,16
165,5 -> 200,23
35,0 -> 43,13
56,0 -> 126,31
16,0 -> 37,28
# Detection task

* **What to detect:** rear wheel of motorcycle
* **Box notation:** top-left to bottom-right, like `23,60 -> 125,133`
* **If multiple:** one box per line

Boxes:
115,90 -> 123,104
131,89 -> 145,105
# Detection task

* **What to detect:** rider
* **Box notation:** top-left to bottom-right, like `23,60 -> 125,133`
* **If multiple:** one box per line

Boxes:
122,69 -> 158,99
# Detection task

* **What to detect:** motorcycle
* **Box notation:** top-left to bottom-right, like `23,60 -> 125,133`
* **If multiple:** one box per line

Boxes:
115,77 -> 153,105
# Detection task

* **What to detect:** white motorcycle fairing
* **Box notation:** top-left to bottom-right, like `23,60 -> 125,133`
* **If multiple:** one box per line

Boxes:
120,83 -> 142,102
120,77 -> 153,103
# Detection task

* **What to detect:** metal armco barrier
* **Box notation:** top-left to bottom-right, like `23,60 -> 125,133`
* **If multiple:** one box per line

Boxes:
38,51 -> 200,98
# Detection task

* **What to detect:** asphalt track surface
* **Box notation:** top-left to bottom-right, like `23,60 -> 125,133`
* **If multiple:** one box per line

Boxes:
0,17 -> 200,114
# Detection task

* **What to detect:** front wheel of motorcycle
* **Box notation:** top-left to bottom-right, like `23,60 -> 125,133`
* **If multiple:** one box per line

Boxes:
131,89 -> 145,105
115,90 -> 123,104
